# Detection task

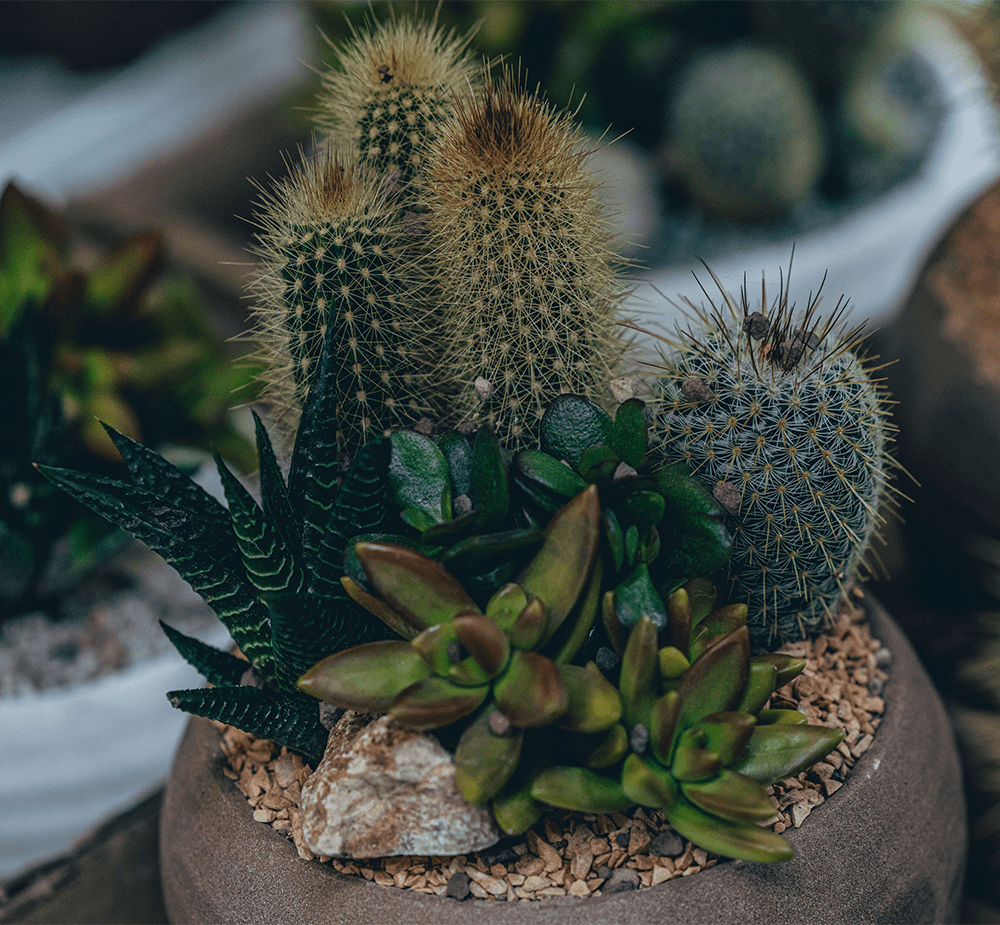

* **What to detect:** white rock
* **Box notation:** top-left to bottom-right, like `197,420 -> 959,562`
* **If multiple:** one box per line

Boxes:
300,712 -> 499,859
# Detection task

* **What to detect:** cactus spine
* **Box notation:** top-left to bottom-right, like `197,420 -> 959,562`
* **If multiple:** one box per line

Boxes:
423,68 -> 627,448
249,152 -> 430,448
651,273 -> 897,644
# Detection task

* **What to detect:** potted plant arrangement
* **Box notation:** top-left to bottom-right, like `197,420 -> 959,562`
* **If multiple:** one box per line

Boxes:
0,181 -> 255,883
41,11 -> 965,923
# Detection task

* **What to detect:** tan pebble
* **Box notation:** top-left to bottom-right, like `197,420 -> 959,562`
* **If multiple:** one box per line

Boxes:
637,870 -> 653,887
393,872 -> 407,889
273,752 -> 295,789
628,822 -> 651,856
823,778 -> 844,797
836,740 -> 853,759
252,808 -> 276,823
447,856 -> 467,876
569,879 -> 590,898
412,885 -> 436,895
506,883 -> 517,903
652,865 -> 672,886
403,874 -> 423,889
536,887 -> 567,898
384,857 -> 409,876
865,696 -> 885,714
790,802 -> 813,827
609,849 -> 628,868
467,868 -> 504,895
522,875 -> 550,892
468,882 -> 489,900
692,849 -> 708,866
593,852 -> 612,868
514,887 -> 533,901
512,842 -> 528,856
507,873 -> 525,887
536,839 -> 563,873
632,855 -> 654,870
572,852 -> 593,882
774,822 -> 787,835
610,812 -> 631,827
515,856 -> 544,877
544,816 -> 562,844
549,868 -> 566,886
589,837 -> 609,856
490,864 -> 507,879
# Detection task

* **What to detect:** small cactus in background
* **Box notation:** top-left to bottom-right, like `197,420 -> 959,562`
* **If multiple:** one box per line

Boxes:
665,43 -> 824,223
651,271 -> 897,645
314,11 -> 478,200
248,151 -> 431,448
423,67 -> 628,448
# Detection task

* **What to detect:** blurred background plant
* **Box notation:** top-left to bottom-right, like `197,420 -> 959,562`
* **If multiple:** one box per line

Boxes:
0,181 -> 257,619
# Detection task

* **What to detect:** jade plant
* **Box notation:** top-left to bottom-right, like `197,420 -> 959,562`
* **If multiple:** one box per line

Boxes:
650,273 -> 897,645
0,182 -> 255,616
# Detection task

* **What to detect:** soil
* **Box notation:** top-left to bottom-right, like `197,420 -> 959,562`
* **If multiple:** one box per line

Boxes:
217,590 -> 887,903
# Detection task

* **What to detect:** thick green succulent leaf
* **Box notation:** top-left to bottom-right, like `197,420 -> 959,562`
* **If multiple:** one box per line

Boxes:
389,676 -> 489,730
36,465 -> 273,671
730,724 -> 845,785
549,556 -> 603,665
676,627 -> 750,735
753,653 -> 807,689
622,753 -> 677,810
159,620 -> 247,689
439,528 -> 543,578
485,583 -> 529,632
540,395 -> 614,468
297,641 -> 430,711
758,709 -> 809,726
659,646 -> 690,680
681,770 -> 777,824
355,541 -> 480,631
618,490 -> 666,532
101,424 -> 229,527
215,453 -> 303,596
666,796 -> 793,863
411,621 -> 491,687
690,604 -> 748,660
419,510 -> 479,545
602,591 -> 627,655
167,685 -> 326,765
557,662 -> 621,733
512,449 -> 588,502
436,430 -> 473,498
578,444 -> 620,484
519,485 -> 600,646
650,689 -> 683,765
252,410 -> 301,561
667,587 -> 693,656
492,777 -> 544,837
565,722 -> 630,769
692,711 -> 757,766
611,398 -> 647,469
310,438 -> 390,599
454,707 -> 524,803
493,651 -> 568,727
341,577 -> 418,641
469,426 -> 508,531
454,613 -> 511,678
620,613 -> 660,731
672,745 -> 722,781
390,430 -> 451,525
736,661 -> 778,715
508,596 -> 546,651
613,562 -> 668,632
601,507 -> 625,573
530,767 -> 632,814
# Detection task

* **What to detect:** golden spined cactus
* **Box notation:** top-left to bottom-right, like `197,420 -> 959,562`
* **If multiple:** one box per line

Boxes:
424,68 -> 629,449
248,149 -> 430,454
315,11 -> 479,198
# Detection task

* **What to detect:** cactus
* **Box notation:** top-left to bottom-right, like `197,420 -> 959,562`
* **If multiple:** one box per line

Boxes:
314,10 -> 478,200
422,67 -> 628,448
248,150 -> 432,450
665,43 -> 824,223
650,271 -> 897,645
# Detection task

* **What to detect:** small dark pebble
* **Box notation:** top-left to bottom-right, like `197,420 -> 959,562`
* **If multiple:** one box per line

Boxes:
603,868 -> 641,894
868,676 -> 885,696
446,871 -> 472,901
615,831 -> 631,848
554,839 -> 568,851
649,829 -> 686,858
875,647 -> 892,669
597,865 -> 613,881
629,723 -> 649,755
478,841 -> 519,867
595,647 -> 620,673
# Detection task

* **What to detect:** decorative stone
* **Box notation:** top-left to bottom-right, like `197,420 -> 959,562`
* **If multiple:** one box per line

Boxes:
300,713 -> 499,859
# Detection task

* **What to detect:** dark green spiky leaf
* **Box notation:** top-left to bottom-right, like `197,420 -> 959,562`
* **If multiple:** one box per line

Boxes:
311,438 -> 390,598
454,708 -> 524,803
167,685 -> 326,764
297,640 -> 431,711
692,711 -> 757,765
252,410 -> 301,561
494,651 -> 568,727
540,395 -> 614,468
512,449 -> 588,501
676,628 -> 750,735
736,661 -> 778,714
622,754 -> 677,809
611,398 -> 647,469
730,724 -> 845,785
667,796 -> 793,862
557,662 -> 621,733
101,424 -> 229,527
355,541 -> 480,631
439,528 -> 543,577
530,766 -> 632,814
390,430 -> 451,525
578,444 -> 619,484
36,465 -> 273,671
436,430 -> 473,497
518,486 -> 600,646
159,620 -> 247,689
389,676 -> 488,730
215,452 -> 303,596
620,613 -> 659,731
613,562 -> 668,631
469,426 -> 508,531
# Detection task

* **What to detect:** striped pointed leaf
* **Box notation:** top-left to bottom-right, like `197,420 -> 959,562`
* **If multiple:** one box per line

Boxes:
167,685 -> 327,764
252,410 -> 301,562
215,453 -> 303,595
36,465 -> 273,671
159,620 -> 246,689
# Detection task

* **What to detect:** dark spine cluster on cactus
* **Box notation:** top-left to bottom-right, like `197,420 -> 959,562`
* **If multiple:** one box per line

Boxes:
651,272 -> 897,644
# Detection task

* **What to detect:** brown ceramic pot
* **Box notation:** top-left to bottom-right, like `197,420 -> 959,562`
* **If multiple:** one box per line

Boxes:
160,596 -> 966,925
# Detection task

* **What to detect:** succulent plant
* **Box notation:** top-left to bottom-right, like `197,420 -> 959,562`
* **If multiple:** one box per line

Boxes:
549,589 -> 843,863
665,42 -> 824,223
650,271 -> 897,645
421,67 -> 628,448
0,182 -> 255,616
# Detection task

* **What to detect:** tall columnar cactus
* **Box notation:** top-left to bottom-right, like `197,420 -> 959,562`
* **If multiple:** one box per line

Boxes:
249,151 -> 432,450
423,67 -> 628,448
315,11 -> 478,199
651,274 -> 896,645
